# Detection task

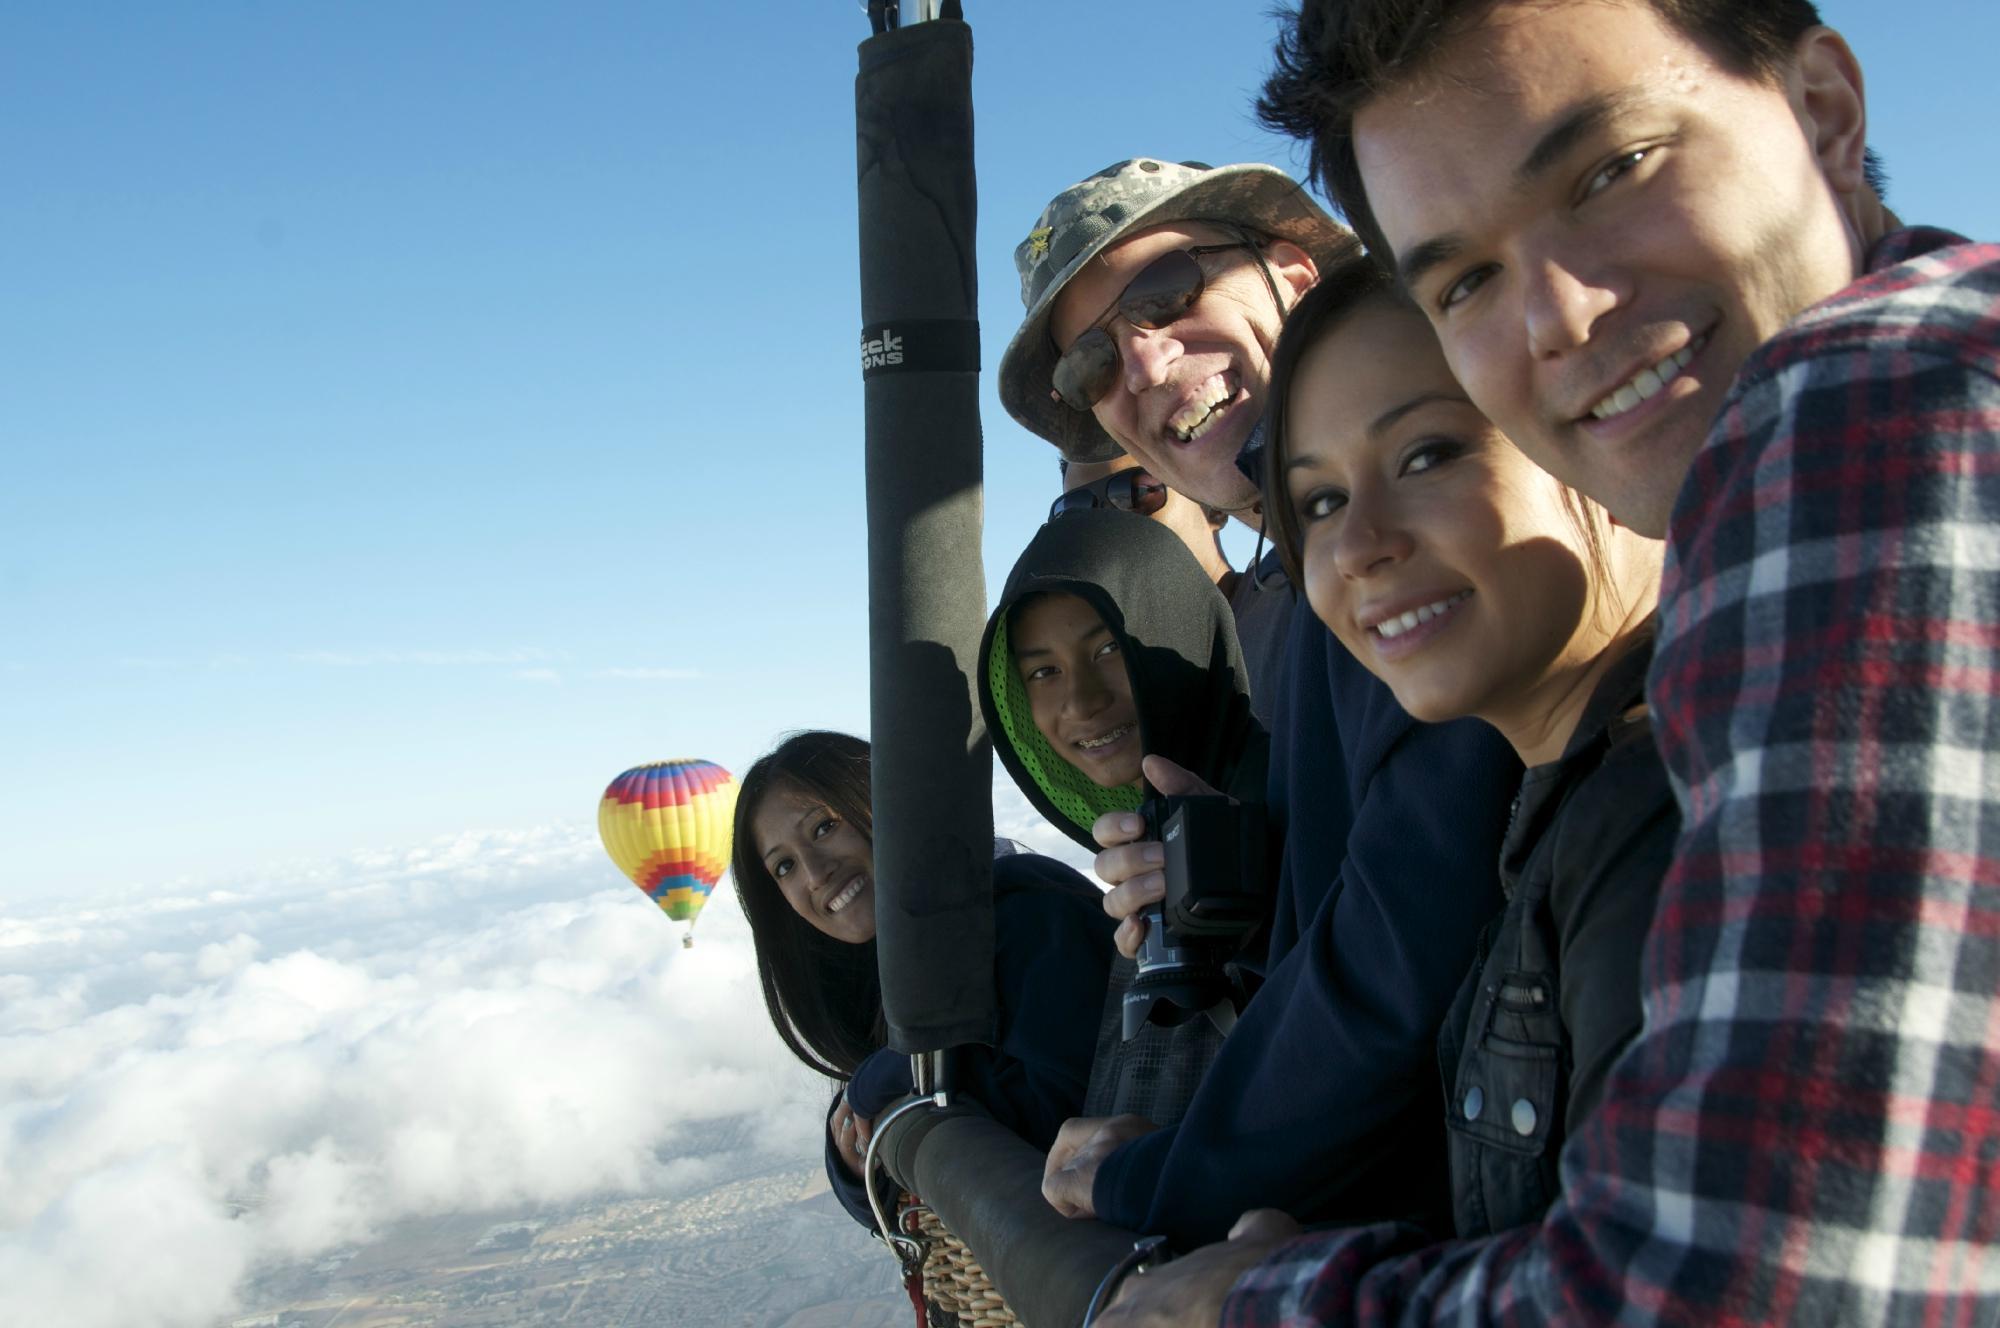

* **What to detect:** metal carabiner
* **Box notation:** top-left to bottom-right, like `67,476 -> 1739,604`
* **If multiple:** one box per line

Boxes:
862,1091 -> 946,1265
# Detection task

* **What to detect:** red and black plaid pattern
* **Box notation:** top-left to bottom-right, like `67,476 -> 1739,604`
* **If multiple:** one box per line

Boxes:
1220,229 -> 2000,1325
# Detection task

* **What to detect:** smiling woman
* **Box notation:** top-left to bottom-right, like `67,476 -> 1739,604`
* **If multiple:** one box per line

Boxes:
750,777 -> 878,947
1259,259 -> 1678,1239
728,730 -> 1118,1232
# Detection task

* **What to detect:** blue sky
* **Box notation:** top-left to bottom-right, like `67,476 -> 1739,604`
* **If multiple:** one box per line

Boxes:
5,0 -> 1997,902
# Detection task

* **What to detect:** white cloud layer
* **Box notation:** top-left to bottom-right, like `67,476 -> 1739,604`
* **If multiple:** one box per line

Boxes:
0,778 -> 1099,1328
0,827 -> 835,1326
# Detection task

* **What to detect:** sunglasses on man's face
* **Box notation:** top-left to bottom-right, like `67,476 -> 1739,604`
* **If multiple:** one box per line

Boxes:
1051,242 -> 1255,413
1048,468 -> 1171,522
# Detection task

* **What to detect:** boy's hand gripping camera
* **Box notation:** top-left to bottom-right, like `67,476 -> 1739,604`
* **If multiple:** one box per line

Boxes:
1122,794 -> 1267,1040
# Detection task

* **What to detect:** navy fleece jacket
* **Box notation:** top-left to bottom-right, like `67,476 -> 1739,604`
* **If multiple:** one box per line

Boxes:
1090,607 -> 1522,1247
825,850 -> 1113,1229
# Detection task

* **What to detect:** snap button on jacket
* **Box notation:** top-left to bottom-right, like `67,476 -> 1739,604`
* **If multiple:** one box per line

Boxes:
1436,638 -> 1678,1239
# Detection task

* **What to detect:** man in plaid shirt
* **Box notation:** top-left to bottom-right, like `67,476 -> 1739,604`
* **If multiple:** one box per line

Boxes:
1092,1 -> 2000,1324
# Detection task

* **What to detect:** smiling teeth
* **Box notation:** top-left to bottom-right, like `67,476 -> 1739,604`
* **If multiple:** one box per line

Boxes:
1078,723 -> 1133,751
826,877 -> 866,914
1589,337 -> 1705,421
1168,378 -> 1233,442
1372,591 -> 1471,640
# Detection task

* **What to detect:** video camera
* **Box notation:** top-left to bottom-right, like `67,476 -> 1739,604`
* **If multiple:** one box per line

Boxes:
1121,793 -> 1268,1040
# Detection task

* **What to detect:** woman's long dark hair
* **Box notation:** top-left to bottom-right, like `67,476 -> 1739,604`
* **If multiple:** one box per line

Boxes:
1260,253 -> 1401,587
731,730 -> 884,1079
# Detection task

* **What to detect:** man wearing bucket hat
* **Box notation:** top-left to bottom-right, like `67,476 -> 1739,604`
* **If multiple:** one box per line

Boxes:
1004,161 -> 1521,1251
999,158 -> 1356,516
1000,158 -> 1356,715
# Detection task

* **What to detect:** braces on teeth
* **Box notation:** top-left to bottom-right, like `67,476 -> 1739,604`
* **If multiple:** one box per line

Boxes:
1078,723 -> 1132,751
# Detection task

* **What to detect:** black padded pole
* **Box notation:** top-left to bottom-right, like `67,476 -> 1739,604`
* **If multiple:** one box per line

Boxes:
855,15 -> 994,1053
878,1105 -> 1141,1326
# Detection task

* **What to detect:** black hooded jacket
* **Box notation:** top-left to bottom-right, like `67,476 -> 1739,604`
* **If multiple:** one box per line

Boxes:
979,510 -> 1269,1125
979,509 -> 1268,842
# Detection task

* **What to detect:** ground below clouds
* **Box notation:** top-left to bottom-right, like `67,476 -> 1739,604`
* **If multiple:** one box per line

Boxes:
225,1156 -> 908,1328
1,783 -> 1090,1328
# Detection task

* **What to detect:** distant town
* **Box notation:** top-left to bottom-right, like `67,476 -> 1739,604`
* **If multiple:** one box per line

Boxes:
223,1157 -> 909,1328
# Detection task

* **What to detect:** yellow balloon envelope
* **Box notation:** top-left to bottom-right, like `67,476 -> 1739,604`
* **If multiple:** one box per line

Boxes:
597,759 -> 738,947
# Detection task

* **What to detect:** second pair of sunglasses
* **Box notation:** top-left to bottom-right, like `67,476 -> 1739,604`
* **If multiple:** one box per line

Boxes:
1051,242 -> 1255,412
1049,468 -> 1171,522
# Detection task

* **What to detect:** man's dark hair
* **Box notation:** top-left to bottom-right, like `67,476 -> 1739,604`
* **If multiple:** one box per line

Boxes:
1258,0 -> 1857,260
730,729 -> 884,1079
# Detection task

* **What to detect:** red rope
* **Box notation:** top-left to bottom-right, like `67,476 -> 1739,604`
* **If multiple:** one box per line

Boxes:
903,1265 -> 931,1328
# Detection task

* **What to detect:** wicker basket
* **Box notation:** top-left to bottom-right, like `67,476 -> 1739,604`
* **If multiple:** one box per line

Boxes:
900,1200 -> 1022,1328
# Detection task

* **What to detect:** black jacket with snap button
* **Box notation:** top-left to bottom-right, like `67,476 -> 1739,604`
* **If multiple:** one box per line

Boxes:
1437,634 -> 1678,1238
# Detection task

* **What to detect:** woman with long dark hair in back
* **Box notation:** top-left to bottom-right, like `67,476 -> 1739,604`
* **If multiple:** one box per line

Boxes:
731,729 -> 1114,1229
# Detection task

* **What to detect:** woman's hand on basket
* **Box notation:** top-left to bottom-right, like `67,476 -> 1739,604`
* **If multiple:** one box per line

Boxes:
830,1092 -> 874,1176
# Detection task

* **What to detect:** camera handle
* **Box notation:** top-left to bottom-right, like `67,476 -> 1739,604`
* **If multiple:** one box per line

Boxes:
1120,905 -> 1241,1040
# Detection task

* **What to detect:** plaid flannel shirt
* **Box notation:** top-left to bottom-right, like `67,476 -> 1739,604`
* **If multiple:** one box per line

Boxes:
1221,228 -> 2000,1326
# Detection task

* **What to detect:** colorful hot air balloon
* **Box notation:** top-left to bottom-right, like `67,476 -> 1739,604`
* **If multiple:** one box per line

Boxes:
597,758 -> 739,947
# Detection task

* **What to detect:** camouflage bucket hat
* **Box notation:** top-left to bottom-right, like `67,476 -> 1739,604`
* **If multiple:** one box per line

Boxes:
997,158 -> 1357,464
